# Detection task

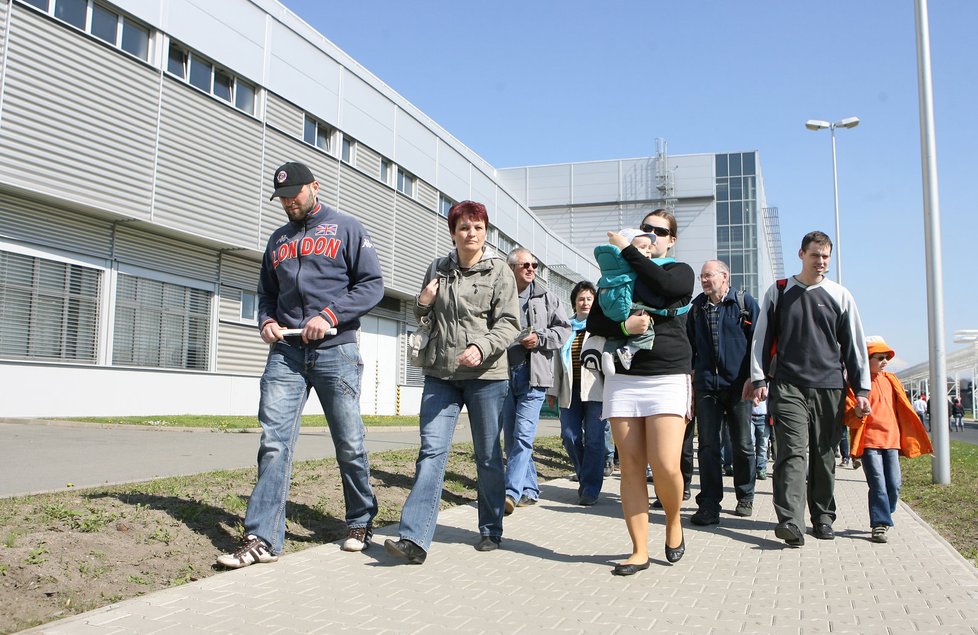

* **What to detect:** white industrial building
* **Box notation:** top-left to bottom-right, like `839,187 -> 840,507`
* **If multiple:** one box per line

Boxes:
0,0 -> 780,418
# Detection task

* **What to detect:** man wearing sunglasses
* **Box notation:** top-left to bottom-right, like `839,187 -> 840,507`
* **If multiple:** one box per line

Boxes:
502,248 -> 571,514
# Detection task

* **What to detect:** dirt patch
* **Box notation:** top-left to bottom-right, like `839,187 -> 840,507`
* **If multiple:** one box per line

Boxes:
0,438 -> 574,634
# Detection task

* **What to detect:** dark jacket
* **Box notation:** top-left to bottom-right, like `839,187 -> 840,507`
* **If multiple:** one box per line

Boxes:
687,287 -> 760,392
258,202 -> 384,348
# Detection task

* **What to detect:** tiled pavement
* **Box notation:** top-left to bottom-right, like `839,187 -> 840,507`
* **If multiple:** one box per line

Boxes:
24,464 -> 978,634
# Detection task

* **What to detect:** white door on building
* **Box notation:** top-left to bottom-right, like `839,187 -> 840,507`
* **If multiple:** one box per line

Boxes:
358,315 -> 399,415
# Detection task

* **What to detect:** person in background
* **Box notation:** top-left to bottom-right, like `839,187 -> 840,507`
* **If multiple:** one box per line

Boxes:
913,394 -> 928,431
502,248 -> 571,514
218,161 -> 383,569
752,400 -> 771,480
844,336 -> 932,543
385,201 -> 520,564
951,398 -> 965,432
587,209 -> 694,575
548,281 -> 606,506
686,259 -> 760,525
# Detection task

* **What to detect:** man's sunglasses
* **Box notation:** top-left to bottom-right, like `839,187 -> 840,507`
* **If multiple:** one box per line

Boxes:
641,224 -> 672,237
515,262 -> 537,270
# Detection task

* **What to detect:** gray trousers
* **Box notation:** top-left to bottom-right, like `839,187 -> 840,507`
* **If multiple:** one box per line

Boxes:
768,381 -> 844,530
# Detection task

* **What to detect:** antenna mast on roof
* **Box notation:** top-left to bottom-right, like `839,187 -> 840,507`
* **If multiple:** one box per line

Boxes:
655,138 -> 677,215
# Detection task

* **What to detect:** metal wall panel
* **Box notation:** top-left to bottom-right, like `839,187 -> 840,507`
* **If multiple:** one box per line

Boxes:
216,320 -> 267,375
619,159 -> 656,202
113,224 -> 219,282
416,180 -> 437,212
162,0 -> 265,84
220,253 -> 260,290
0,192 -> 113,259
355,144 -> 382,180
470,169 -> 496,218
525,165 -> 572,207
0,7 -> 157,219
572,161 -> 620,205
672,154 -> 716,198
496,168 -> 527,206
265,93 -> 303,137
337,163 -> 394,283
393,196 -> 440,294
394,110 -> 436,185
154,79 -> 264,247
340,72 -> 395,159
437,142 -> 470,202
259,129 -> 340,244
268,20 -> 340,126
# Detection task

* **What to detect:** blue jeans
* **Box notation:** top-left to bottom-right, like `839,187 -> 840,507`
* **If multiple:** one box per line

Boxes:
502,362 -> 546,501
559,391 -> 606,497
752,414 -> 770,473
695,388 -> 755,512
397,376 -> 508,551
604,420 -> 614,462
244,341 -> 376,554
838,425 -> 850,460
861,448 -> 901,527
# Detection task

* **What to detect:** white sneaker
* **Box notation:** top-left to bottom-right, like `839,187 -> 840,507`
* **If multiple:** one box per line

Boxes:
216,535 -> 278,569
340,525 -> 373,552
615,346 -> 633,370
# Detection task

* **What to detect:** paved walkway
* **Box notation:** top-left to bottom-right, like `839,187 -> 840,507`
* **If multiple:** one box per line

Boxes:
24,459 -> 978,634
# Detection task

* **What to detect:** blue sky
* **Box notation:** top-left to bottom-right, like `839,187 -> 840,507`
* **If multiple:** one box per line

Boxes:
283,0 -> 975,370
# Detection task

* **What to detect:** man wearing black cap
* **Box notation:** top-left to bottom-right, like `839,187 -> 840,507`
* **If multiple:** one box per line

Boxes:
217,161 -> 384,569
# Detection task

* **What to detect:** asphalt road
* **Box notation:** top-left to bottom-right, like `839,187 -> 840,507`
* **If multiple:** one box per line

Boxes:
1,417 -> 561,498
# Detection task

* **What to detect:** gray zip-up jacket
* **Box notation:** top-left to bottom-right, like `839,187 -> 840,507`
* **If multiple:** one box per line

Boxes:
414,248 -> 520,381
514,280 -> 572,389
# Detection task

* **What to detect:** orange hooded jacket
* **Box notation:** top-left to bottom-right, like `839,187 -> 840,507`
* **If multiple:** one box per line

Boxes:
845,371 -> 933,459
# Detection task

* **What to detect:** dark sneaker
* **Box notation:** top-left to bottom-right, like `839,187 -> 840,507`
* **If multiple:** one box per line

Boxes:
690,508 -> 720,526
475,536 -> 501,551
756,469 -> 767,480
812,523 -> 835,540
871,525 -> 888,543
603,461 -> 614,477
504,496 -> 517,515
384,538 -> 427,564
517,495 -> 538,507
651,498 -> 663,509
775,522 -> 805,547
340,525 -> 372,552
851,458 -> 862,470
216,535 -> 278,569
578,493 -> 599,506
723,466 -> 733,477
734,500 -> 754,517
841,458 -> 850,467
683,490 -> 691,501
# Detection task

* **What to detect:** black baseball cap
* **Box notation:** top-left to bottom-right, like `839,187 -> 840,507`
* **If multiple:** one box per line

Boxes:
270,162 -> 315,200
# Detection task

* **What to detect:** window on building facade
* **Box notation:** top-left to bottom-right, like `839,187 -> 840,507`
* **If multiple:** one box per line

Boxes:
341,135 -> 355,164
112,274 -> 211,370
380,159 -> 391,185
240,291 -> 258,322
303,115 -> 333,153
0,250 -> 100,363
396,168 -> 415,197
166,42 -> 256,115
33,0 -> 151,61
438,195 -> 454,218
715,152 -> 758,295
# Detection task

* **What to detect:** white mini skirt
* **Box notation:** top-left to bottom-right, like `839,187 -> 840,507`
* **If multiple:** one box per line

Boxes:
601,373 -> 691,420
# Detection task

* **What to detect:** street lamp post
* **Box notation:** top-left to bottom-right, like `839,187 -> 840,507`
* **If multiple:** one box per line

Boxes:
805,117 -> 860,284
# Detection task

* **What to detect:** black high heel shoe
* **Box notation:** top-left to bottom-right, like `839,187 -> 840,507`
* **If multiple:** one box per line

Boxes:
665,533 -> 685,563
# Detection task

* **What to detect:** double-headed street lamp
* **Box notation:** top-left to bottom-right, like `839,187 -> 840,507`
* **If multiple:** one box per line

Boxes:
805,117 -> 860,284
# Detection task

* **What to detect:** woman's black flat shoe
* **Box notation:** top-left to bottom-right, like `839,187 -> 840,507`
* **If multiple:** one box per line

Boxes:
612,560 -> 650,576
665,535 -> 686,563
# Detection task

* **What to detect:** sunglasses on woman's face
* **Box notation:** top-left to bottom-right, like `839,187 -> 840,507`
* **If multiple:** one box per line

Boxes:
641,224 -> 672,237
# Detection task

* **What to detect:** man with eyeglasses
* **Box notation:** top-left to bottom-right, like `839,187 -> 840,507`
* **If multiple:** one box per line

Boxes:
686,260 -> 760,526
501,248 -> 571,514
217,161 -> 384,569
745,230 -> 871,547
